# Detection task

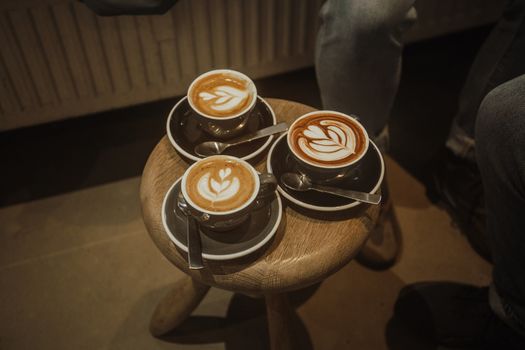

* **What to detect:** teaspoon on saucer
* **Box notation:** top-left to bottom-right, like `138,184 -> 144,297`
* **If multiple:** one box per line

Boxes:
281,172 -> 382,205
177,192 -> 204,269
194,122 -> 288,157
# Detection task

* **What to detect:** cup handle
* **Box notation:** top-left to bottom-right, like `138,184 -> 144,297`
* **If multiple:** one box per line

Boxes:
251,173 -> 277,211
256,173 -> 278,200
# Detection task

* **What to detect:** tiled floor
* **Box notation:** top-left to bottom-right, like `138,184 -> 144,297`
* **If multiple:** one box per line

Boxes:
1,26 -> 494,349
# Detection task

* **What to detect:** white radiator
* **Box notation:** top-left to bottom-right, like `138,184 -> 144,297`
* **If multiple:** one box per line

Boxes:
0,0 -> 504,131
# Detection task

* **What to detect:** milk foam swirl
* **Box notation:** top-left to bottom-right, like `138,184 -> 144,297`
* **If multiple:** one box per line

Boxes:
199,86 -> 249,113
289,113 -> 367,167
298,120 -> 356,162
189,72 -> 255,118
185,157 -> 256,212
196,168 -> 240,202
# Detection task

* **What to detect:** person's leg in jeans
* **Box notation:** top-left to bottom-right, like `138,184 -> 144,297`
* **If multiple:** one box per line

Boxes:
316,0 -> 416,146
447,0 -> 525,160
315,0 -> 416,268
476,74 -> 525,338
393,76 -> 525,348
429,0 -> 525,260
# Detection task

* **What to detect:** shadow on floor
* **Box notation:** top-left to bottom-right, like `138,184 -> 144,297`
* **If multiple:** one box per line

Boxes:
157,302 -> 311,350
166,286 -> 323,349
112,284 -> 320,350
385,318 -> 437,350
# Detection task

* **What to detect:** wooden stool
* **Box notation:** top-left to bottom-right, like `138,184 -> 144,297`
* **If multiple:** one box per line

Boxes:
140,98 -> 381,349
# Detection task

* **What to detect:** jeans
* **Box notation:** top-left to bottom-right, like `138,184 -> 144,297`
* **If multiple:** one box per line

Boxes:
477,75 -> 525,336
315,0 -> 416,139
447,0 -> 525,161
316,0 -> 525,335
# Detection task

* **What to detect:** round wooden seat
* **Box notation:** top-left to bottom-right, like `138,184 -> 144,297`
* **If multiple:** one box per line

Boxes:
140,98 -> 381,348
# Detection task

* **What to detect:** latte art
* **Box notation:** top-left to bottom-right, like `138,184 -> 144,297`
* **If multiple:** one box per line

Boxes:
189,72 -> 255,118
185,157 -> 256,212
299,120 -> 357,162
199,86 -> 248,112
196,168 -> 240,202
289,113 -> 368,167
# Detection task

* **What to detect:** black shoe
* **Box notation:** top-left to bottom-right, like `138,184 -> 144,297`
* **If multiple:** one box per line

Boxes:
425,148 -> 491,261
393,282 -> 525,349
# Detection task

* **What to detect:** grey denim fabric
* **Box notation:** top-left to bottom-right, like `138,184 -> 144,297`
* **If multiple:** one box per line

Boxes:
477,74 -> 525,336
448,0 -> 525,159
315,0 -> 416,139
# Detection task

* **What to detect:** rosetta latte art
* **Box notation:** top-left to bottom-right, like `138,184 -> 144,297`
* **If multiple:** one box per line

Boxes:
196,167 -> 240,203
185,157 -> 256,212
289,113 -> 367,167
298,120 -> 356,162
199,86 -> 249,113
190,73 -> 254,118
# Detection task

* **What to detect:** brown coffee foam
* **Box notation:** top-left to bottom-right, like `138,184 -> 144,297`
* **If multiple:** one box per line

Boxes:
289,113 -> 367,167
189,73 -> 254,118
185,157 -> 256,212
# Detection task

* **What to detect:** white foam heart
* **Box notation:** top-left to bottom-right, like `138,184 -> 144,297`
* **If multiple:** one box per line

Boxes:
328,125 -> 346,143
199,92 -> 215,100
216,96 -> 229,104
216,86 -> 245,98
219,168 -> 231,180
303,125 -> 328,140
197,171 -> 240,203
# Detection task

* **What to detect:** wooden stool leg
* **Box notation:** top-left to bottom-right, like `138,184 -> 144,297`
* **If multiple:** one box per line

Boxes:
265,293 -> 296,350
150,275 -> 210,337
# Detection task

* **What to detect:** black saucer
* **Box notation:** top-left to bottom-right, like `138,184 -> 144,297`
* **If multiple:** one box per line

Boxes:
167,96 -> 276,162
162,178 -> 282,260
267,133 -> 385,212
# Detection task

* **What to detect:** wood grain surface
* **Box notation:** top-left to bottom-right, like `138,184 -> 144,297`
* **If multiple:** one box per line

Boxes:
140,98 -> 381,295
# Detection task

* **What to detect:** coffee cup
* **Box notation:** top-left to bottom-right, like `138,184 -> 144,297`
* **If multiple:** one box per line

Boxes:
287,110 -> 369,184
180,155 -> 277,231
187,69 -> 258,140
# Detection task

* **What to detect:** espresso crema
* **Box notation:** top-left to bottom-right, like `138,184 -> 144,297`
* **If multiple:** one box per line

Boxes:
190,73 -> 255,118
289,113 -> 367,167
185,157 -> 256,212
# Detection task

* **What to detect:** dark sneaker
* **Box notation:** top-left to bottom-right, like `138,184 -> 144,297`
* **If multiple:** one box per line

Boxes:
356,182 -> 401,270
425,148 -> 490,261
393,282 -> 525,349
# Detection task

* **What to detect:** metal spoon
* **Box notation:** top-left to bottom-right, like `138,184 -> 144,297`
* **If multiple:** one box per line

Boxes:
194,122 -> 288,157
177,192 -> 204,269
281,172 -> 382,205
